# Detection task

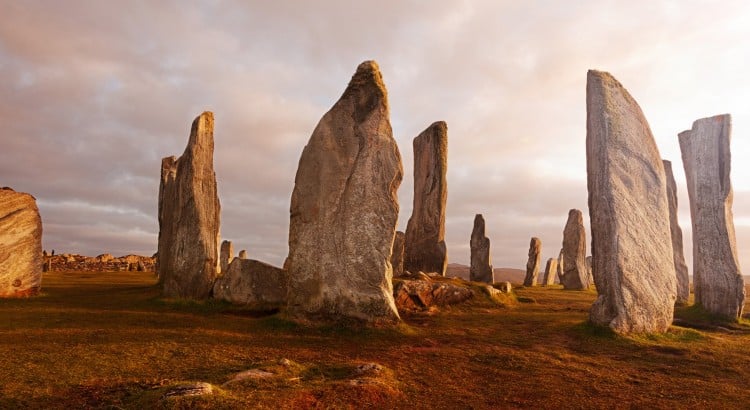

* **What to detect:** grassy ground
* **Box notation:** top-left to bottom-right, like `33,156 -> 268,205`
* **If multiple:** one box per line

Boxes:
1,271 -> 749,409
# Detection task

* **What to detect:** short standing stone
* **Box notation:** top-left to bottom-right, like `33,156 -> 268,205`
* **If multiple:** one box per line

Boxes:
220,240 -> 234,274
543,258 -> 558,285
523,237 -> 542,286
286,61 -> 402,323
586,70 -> 676,334
663,160 -> 690,305
0,188 -> 43,297
560,209 -> 589,290
391,231 -> 405,277
158,112 -> 221,299
404,121 -> 448,276
213,259 -> 287,307
470,214 -> 493,283
238,250 -> 248,260
679,115 -> 744,318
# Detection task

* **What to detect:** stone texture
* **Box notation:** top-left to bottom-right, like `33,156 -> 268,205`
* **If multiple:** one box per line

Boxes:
393,278 -> 473,311
556,248 -> 564,284
586,70 -> 676,334
220,240 -> 234,274
585,256 -> 594,286
391,231 -> 405,277
286,61 -> 403,323
679,115 -> 744,318
560,209 -> 589,290
523,237 -> 542,286
213,259 -> 287,307
0,188 -> 43,297
470,214 -> 493,283
162,382 -> 213,399
543,258 -> 558,286
404,121 -> 448,276
663,160 -> 690,305
238,250 -> 248,259
158,112 -> 221,299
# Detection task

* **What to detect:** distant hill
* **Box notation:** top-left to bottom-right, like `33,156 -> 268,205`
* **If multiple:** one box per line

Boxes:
446,263 -> 526,283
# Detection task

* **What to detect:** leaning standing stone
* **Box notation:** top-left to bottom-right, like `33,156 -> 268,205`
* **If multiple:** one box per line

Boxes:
0,188 -> 43,297
523,237 -> 542,286
679,115 -> 744,318
543,258 -> 558,286
220,240 -> 234,274
586,70 -> 676,334
663,160 -> 690,305
286,61 -> 402,324
470,214 -> 493,283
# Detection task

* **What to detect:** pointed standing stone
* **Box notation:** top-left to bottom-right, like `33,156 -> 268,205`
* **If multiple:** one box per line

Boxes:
559,209 -> 589,290
220,240 -> 234,274
586,70 -> 676,334
286,61 -> 403,324
523,237 -> 542,286
391,231 -> 405,277
679,115 -> 744,318
0,188 -> 43,297
663,160 -> 690,305
470,214 -> 493,283
543,258 -> 558,285
158,112 -> 221,299
404,121 -> 448,276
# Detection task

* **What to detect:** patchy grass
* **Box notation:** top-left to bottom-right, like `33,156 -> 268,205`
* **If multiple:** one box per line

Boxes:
1,273 -> 750,408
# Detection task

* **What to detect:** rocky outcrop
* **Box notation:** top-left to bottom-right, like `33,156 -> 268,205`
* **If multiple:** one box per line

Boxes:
470,214 -> 493,283
663,160 -> 690,305
391,231 -> 405,277
286,61 -> 403,324
0,188 -> 42,297
679,115 -> 744,318
560,209 -> 589,290
523,237 -> 542,286
543,258 -> 557,286
220,240 -> 234,274
393,277 -> 473,311
158,112 -> 221,299
43,254 -> 155,272
586,70 -> 676,334
213,259 -> 287,307
404,121 -> 448,276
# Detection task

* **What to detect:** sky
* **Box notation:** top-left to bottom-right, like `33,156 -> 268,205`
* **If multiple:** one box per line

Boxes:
1,0 -> 749,272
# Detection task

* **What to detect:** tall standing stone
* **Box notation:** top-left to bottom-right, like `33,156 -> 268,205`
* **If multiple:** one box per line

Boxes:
663,160 -> 690,305
559,209 -> 589,290
679,115 -> 744,318
286,61 -> 403,324
586,70 -> 676,334
404,121 -> 448,276
158,112 -> 221,299
0,188 -> 43,297
543,258 -> 558,286
391,231 -> 405,277
470,214 -> 493,283
220,240 -> 234,274
523,237 -> 542,286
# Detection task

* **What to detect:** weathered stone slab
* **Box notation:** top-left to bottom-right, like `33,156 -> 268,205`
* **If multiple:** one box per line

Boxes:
220,240 -> 233,274
663,159 -> 690,305
158,112 -> 221,299
543,258 -> 557,286
391,231 -> 405,277
586,70 -> 676,334
523,237 -> 542,286
0,188 -> 43,297
679,115 -> 744,318
560,209 -> 589,290
286,61 -> 402,324
213,259 -> 287,307
393,278 -> 473,311
404,121 -> 448,276
470,214 -> 493,283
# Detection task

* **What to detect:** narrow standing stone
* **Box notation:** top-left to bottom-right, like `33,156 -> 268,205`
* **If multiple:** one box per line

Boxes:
391,231 -> 405,277
663,160 -> 690,305
238,250 -> 248,260
679,115 -> 744,318
0,188 -> 43,297
560,209 -> 589,290
220,240 -> 234,274
470,214 -> 493,283
543,258 -> 558,286
586,70 -> 676,334
404,121 -> 448,276
556,248 -> 564,284
523,237 -> 542,286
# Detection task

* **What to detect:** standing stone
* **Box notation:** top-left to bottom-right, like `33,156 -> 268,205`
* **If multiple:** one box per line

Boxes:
679,115 -> 744,318
470,214 -> 493,283
586,70 -> 676,334
213,258 -> 287,307
0,188 -> 43,297
404,121 -> 448,276
286,61 -> 403,323
585,256 -> 594,287
391,231 -> 405,277
663,160 -> 690,305
556,248 -> 564,284
543,258 -> 558,286
158,112 -> 221,299
523,237 -> 542,286
559,209 -> 589,290
220,240 -> 234,274
238,250 -> 248,260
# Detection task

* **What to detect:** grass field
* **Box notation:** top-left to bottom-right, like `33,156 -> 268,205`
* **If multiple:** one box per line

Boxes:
1,271 -> 749,409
